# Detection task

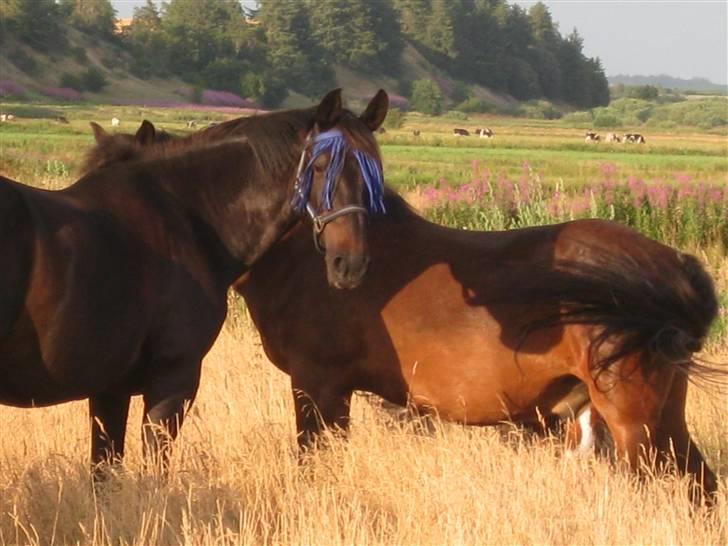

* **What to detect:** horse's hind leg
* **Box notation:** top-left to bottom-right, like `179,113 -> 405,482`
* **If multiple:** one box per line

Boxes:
89,392 -> 131,474
657,373 -> 718,504
291,372 -> 352,451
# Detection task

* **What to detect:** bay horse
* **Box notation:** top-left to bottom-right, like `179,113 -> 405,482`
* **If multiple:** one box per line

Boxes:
90,121 -> 724,504
0,89 -> 389,472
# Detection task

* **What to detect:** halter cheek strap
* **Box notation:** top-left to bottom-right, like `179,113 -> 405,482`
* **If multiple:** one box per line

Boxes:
292,128 -> 383,253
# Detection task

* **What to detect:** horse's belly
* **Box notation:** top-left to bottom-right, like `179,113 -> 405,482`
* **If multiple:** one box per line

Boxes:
0,314 -> 138,407
383,313 -> 572,424
398,349 -> 567,424
0,338 -> 84,407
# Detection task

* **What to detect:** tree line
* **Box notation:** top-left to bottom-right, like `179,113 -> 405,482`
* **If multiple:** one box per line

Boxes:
1,0 -> 609,109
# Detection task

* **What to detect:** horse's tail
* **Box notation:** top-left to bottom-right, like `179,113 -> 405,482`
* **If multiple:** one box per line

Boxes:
517,250 -> 724,384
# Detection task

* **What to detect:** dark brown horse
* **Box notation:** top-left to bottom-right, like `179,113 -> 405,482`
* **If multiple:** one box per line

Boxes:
0,89 -> 389,471
90,121 -> 724,503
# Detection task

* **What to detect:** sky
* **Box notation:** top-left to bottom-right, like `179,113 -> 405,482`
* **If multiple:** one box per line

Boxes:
111,0 -> 728,85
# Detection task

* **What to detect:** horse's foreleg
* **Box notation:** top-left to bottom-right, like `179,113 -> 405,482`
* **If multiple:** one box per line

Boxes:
291,374 -> 352,452
657,374 -> 718,505
89,392 -> 131,477
141,360 -> 201,472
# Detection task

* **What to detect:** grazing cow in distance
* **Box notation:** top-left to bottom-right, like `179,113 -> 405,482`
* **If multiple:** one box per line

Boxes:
111,117 -> 120,127
186,120 -> 198,129
476,128 -> 494,138
625,133 -> 646,143
1,113 -> 14,122
56,116 -> 69,124
453,128 -> 470,136
584,131 -> 600,143
605,132 -> 621,143
412,129 -> 421,137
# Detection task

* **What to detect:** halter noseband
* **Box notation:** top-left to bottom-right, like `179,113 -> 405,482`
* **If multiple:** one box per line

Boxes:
292,128 -> 380,254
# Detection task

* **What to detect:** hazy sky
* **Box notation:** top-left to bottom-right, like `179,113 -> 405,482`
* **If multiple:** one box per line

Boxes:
111,0 -> 728,84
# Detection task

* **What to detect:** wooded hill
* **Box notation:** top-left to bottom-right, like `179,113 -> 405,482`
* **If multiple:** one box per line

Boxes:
0,0 -> 609,111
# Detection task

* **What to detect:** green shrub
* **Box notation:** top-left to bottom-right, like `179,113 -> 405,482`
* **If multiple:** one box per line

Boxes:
451,81 -> 470,104
519,101 -> 562,120
410,79 -> 444,116
455,97 -> 494,113
593,113 -> 620,128
562,111 -> 594,125
625,85 -> 659,100
81,67 -> 108,92
59,72 -> 83,91
383,107 -> 404,129
443,110 -> 468,121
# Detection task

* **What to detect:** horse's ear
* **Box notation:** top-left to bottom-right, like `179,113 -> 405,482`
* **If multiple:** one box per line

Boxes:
314,88 -> 343,130
360,89 -> 389,132
135,120 -> 156,145
90,122 -> 108,143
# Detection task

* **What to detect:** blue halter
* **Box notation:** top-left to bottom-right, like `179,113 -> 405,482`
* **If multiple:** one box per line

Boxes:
291,129 -> 386,214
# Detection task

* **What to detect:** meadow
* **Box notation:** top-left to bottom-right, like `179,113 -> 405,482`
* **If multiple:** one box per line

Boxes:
0,103 -> 727,545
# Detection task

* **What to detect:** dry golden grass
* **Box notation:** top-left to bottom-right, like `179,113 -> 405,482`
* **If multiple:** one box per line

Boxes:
1,317 -> 726,546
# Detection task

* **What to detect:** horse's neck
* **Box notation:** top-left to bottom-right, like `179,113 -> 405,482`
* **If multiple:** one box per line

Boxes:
159,141 -> 299,279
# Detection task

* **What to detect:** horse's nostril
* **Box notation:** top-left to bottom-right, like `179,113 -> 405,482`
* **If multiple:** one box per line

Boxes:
333,255 -> 346,273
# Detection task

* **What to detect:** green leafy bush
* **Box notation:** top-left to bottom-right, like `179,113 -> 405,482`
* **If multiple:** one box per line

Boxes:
81,67 -> 108,93
383,107 -> 404,129
455,97 -> 494,113
443,110 -> 468,121
59,72 -> 83,92
593,113 -> 620,128
410,79 -> 444,116
562,111 -> 594,125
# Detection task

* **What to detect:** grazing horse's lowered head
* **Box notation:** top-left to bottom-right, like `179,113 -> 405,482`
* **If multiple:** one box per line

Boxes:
85,89 -> 390,289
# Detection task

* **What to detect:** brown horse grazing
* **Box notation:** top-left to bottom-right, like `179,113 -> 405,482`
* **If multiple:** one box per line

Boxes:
89,122 -> 724,504
0,89 -> 389,472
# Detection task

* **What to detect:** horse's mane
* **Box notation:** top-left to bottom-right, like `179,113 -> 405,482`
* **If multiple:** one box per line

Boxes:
381,187 -> 419,221
84,106 -> 383,180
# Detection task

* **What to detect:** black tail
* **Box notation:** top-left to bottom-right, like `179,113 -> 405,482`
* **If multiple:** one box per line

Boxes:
512,251 -> 724,384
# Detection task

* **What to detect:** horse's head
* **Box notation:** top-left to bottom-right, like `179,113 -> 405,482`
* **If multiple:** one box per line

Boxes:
82,120 -> 174,174
293,88 -> 389,289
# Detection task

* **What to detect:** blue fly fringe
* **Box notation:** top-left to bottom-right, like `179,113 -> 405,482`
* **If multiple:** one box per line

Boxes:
291,129 -> 386,214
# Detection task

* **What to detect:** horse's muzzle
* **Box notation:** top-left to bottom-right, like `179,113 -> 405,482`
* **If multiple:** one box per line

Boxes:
327,254 -> 370,289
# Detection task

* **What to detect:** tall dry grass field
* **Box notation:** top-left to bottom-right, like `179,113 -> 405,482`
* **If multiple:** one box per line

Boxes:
1,319 -> 726,545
